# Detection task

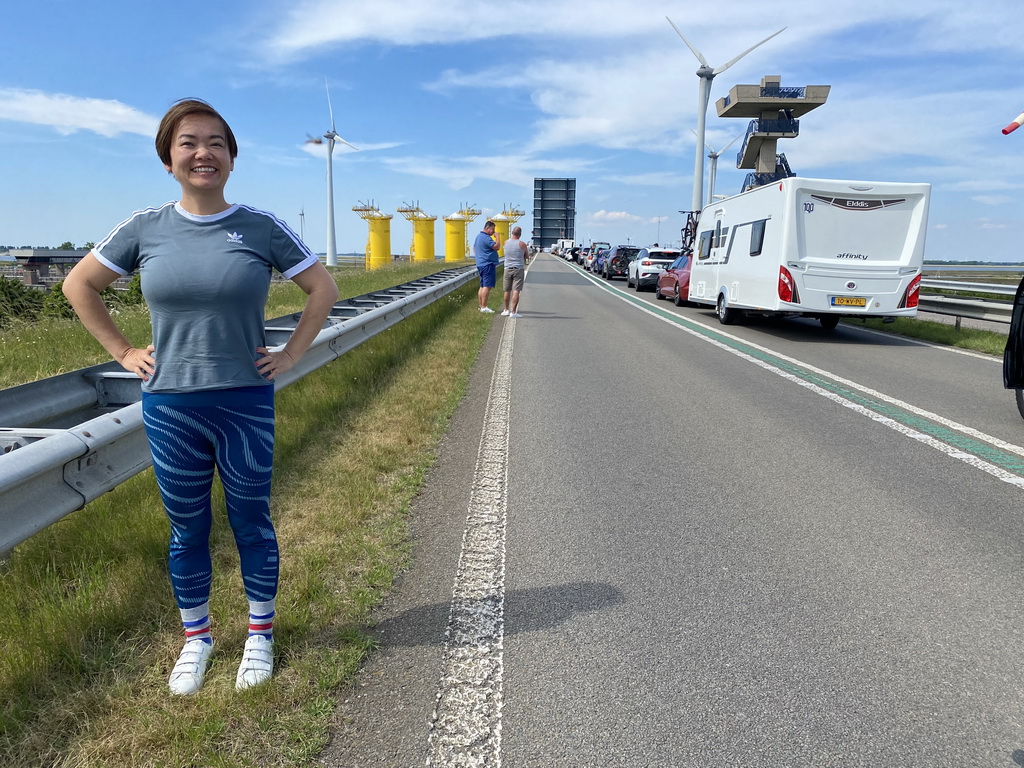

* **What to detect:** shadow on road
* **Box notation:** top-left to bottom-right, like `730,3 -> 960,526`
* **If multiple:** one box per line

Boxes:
370,581 -> 624,647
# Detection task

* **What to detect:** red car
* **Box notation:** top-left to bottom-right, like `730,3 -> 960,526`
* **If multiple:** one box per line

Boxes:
654,255 -> 692,306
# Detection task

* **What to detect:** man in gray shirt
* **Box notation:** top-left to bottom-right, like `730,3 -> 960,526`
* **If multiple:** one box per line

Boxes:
501,226 -> 528,318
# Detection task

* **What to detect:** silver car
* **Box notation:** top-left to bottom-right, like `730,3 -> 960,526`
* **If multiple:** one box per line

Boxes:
627,247 -> 680,291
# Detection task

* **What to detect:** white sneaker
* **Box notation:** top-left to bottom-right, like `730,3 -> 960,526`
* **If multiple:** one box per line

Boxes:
509,312 -> 523,318
479,307 -> 495,314
500,309 -> 510,316
169,639 -> 213,695
236,635 -> 274,690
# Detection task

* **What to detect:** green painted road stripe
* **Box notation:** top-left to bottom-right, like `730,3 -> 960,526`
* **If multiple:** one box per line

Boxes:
578,264 -> 1024,479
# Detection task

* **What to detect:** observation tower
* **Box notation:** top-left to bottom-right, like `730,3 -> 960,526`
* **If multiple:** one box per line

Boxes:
715,75 -> 830,192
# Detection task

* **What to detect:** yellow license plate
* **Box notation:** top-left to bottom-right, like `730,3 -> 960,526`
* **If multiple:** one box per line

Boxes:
831,296 -> 867,307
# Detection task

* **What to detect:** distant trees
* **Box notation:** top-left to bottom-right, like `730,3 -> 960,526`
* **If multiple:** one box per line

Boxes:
0,242 -> 95,250
0,274 -> 144,327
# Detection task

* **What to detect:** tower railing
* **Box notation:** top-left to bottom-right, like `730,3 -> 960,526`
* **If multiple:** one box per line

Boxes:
736,117 -> 800,168
741,153 -> 795,192
760,86 -> 805,99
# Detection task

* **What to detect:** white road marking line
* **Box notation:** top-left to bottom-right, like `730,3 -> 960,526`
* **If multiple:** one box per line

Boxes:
427,316 -> 515,768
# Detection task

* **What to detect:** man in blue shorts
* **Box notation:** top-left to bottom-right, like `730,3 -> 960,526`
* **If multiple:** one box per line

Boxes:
473,220 -> 501,313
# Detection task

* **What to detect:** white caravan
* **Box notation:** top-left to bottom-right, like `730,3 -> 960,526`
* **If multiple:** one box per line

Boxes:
687,177 -> 930,329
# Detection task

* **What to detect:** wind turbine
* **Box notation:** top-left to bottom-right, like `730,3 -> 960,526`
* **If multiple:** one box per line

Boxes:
319,78 -> 357,267
692,130 -> 742,206
667,17 -> 784,213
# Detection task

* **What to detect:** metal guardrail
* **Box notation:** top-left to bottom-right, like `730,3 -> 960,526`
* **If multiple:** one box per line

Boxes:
0,266 -> 477,555
919,279 -> 1017,325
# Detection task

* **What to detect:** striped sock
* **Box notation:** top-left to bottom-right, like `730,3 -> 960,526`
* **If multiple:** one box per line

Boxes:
248,599 -> 275,641
181,602 -> 212,645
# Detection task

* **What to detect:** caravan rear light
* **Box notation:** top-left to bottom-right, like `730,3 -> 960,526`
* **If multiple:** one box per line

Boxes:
778,266 -> 798,303
901,274 -> 921,308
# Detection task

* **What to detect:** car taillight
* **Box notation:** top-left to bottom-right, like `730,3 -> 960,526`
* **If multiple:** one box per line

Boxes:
901,274 -> 921,308
641,260 -> 654,266
778,266 -> 798,303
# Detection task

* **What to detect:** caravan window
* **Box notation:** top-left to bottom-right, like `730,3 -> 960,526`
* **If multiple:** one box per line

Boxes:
697,230 -> 713,260
726,218 -> 770,258
750,219 -> 766,256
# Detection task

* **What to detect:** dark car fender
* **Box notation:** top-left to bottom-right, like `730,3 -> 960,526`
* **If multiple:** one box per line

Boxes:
1004,277 -> 1024,388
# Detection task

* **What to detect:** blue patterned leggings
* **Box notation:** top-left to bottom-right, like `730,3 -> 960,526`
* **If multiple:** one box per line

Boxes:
142,386 -> 278,610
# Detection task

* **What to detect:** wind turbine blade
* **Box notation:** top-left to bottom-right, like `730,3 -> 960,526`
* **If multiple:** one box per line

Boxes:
691,128 -> 715,154
325,77 -> 336,132
722,133 -> 742,152
666,17 -> 708,67
337,137 -> 359,151
714,27 -> 786,75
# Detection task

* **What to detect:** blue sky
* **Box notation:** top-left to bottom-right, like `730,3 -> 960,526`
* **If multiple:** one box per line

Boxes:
3,0 -> 1024,261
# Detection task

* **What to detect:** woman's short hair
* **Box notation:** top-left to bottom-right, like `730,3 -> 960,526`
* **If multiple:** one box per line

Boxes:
155,98 -> 238,166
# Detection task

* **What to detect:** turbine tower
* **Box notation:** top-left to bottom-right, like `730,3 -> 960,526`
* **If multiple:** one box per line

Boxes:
322,79 -> 357,267
666,17 -> 784,213
693,130 -> 741,206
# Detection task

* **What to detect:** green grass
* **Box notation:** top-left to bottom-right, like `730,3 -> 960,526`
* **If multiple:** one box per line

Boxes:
848,316 -> 1008,356
0,260 -> 493,767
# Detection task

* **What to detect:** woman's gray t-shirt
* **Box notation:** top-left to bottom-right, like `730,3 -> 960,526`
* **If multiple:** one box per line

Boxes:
94,202 -> 319,393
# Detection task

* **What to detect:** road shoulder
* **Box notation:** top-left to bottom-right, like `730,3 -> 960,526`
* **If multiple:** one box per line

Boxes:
318,316 -> 504,767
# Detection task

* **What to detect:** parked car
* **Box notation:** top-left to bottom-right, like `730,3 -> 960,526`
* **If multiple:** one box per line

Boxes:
654,254 -> 693,306
627,247 -> 680,291
602,245 -> 639,280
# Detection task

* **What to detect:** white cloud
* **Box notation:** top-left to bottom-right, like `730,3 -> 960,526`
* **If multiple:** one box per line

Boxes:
971,195 -> 1015,206
590,210 -> 645,224
298,139 -> 402,159
258,1 -> 1019,62
978,218 -> 1009,230
604,172 -> 680,187
0,89 -> 158,138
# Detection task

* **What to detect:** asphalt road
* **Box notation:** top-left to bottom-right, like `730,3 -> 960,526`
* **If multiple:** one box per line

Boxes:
320,254 -> 1024,768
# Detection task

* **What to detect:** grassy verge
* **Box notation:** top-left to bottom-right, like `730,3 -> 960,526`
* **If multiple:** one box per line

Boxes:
846,316 -> 1008,356
0,261 -> 493,767
0,261 -> 471,390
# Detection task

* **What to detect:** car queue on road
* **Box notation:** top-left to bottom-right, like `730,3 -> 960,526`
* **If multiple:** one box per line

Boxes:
555,241 -> 694,307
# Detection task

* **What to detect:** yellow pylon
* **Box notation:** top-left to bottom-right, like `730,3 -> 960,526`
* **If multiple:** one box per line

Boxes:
352,201 -> 393,270
492,205 -> 526,248
397,203 -> 437,262
443,204 -> 480,261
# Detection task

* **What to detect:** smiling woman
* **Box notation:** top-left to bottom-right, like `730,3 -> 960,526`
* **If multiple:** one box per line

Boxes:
60,97 -> 339,698
156,104 -> 237,214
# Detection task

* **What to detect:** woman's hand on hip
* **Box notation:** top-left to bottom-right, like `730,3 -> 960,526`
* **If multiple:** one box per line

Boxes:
119,345 -> 156,382
255,347 -> 296,380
